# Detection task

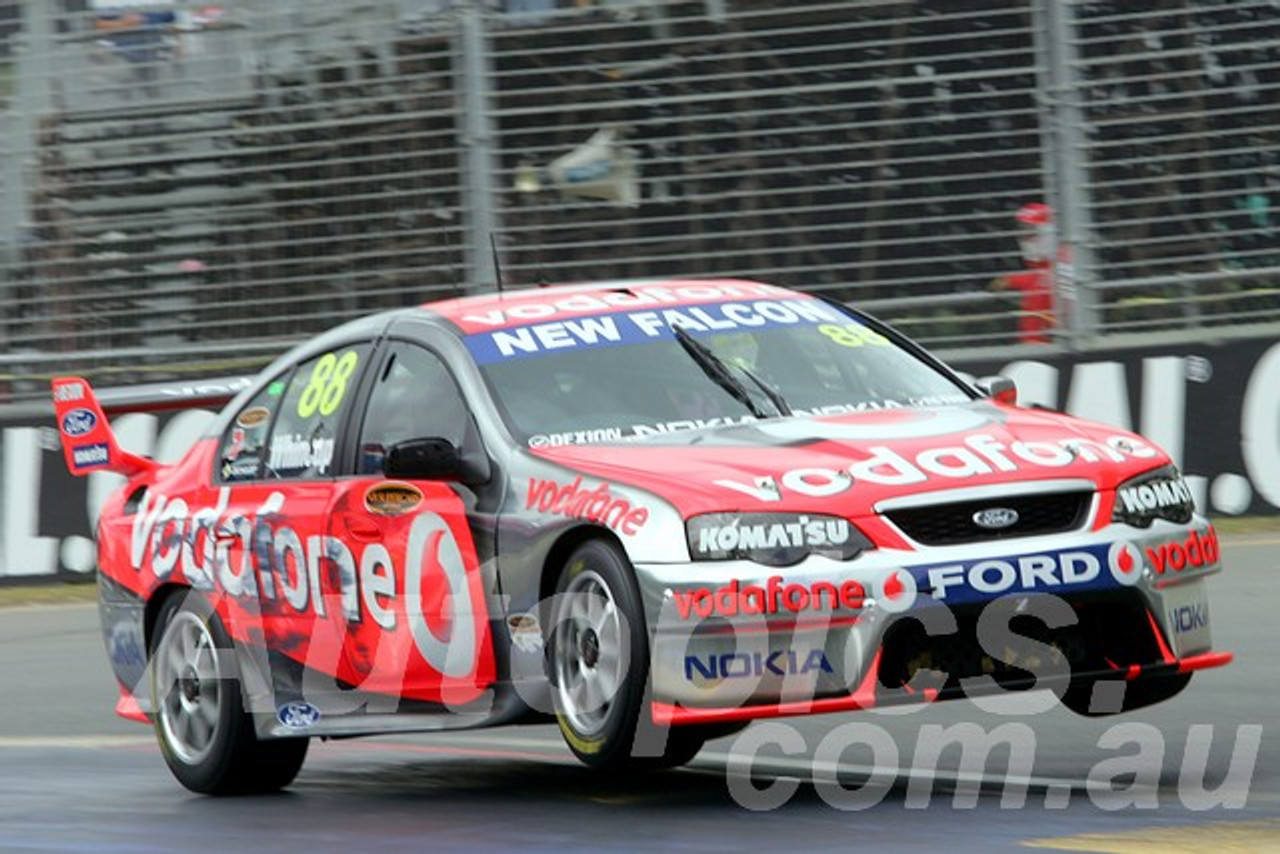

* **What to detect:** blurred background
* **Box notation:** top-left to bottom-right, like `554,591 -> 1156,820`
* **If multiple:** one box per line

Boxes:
0,0 -> 1278,394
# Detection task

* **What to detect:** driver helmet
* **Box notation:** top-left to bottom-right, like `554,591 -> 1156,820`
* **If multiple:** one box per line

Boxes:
1015,202 -> 1054,264
708,331 -> 760,370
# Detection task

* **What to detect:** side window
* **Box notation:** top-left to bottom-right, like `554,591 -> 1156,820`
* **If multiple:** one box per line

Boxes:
218,374 -> 290,483
266,345 -> 369,480
357,343 -> 468,475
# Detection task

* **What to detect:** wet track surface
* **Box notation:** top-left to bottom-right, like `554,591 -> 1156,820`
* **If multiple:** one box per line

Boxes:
2,534 -> 1278,853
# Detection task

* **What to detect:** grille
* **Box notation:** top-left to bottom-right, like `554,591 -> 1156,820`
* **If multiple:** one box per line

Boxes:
885,492 -> 1092,546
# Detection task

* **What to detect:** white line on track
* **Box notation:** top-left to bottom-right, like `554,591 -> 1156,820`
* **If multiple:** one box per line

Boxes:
368,732 -> 1112,796
7,730 -> 1273,807
693,747 -> 1096,792
0,734 -> 154,749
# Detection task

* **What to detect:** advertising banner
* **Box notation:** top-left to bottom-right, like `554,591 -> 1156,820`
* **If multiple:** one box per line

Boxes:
956,338 -> 1280,519
0,406 -> 219,582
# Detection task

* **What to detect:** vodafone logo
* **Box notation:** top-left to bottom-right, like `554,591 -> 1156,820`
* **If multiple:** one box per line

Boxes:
1107,542 -> 1145,586
670,576 -> 867,620
129,490 -> 487,686
405,513 -> 478,680
1145,529 -> 1219,575
875,569 -> 917,613
526,476 -> 649,535
714,433 -> 1159,501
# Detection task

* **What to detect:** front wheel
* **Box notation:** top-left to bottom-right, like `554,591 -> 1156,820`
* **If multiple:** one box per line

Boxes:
150,590 -> 308,794
548,539 -> 707,771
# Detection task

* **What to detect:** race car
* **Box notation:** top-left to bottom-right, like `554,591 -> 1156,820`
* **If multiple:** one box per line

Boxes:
52,277 -> 1230,795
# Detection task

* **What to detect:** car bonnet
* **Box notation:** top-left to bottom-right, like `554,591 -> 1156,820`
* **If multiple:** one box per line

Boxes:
524,402 -> 1171,520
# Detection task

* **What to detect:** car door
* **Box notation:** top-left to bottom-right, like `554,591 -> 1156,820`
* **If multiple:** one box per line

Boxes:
210,343 -> 371,678
324,339 -> 496,708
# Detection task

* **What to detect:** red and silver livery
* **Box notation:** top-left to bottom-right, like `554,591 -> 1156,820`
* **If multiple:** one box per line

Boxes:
53,278 -> 1229,794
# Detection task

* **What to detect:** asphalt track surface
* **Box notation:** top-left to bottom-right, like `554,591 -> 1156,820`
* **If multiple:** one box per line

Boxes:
2,534 -> 1278,854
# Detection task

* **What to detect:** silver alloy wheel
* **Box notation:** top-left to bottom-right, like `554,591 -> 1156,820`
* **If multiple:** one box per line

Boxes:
553,569 -> 626,738
154,610 -> 224,765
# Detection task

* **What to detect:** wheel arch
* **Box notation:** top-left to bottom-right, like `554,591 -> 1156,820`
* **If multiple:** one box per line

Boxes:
144,582 -> 190,653
143,583 -> 279,743
537,524 -> 628,610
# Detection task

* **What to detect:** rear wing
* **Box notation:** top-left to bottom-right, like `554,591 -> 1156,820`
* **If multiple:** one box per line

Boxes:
50,375 -> 254,478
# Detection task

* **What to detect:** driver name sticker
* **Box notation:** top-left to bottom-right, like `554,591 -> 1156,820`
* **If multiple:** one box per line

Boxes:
269,432 -> 335,474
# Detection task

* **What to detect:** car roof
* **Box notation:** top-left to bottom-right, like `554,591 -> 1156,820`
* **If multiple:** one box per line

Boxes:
418,277 -> 801,334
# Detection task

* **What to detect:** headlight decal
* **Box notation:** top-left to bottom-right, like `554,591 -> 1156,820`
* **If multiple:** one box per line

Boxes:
686,512 -> 872,566
1113,465 -> 1194,527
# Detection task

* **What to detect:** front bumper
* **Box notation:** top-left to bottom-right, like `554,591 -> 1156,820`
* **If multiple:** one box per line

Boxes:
636,518 -> 1229,723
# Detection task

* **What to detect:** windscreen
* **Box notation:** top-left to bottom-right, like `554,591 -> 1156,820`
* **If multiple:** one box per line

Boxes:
465,293 -> 973,446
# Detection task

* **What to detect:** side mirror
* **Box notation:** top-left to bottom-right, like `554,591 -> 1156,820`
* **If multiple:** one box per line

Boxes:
976,375 -> 1018,406
384,436 -> 491,484
385,437 -> 464,481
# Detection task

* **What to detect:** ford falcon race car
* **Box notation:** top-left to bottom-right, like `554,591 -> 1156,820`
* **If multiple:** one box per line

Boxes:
52,278 -> 1230,795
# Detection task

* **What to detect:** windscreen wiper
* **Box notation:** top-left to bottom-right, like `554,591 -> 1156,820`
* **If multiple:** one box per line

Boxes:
735,360 -> 792,417
670,325 -> 787,419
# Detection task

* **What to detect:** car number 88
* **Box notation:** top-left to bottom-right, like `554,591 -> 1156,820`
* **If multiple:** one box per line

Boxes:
817,323 -> 889,348
298,350 -> 360,418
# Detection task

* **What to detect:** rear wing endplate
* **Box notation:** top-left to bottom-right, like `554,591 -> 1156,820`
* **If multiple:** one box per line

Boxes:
49,375 -> 253,478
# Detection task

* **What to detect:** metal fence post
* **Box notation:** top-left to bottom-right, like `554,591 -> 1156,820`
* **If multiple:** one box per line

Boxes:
0,104 -> 20,353
456,0 -> 500,290
1038,0 -> 1100,345
2,2 -> 57,354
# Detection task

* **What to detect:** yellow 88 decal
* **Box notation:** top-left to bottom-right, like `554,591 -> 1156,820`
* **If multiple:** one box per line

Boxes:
817,323 -> 890,348
297,350 -> 360,418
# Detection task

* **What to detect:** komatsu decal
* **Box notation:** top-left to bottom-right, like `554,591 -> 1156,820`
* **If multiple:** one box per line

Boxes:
1118,476 -> 1193,515
694,517 -> 851,556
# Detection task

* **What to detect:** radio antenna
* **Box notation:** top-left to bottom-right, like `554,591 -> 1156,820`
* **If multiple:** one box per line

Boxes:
490,232 -> 505,295
535,221 -> 550,287
438,204 -> 462,292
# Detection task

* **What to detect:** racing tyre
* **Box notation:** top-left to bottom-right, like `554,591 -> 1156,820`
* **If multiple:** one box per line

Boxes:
150,590 -> 309,795
549,539 -> 707,771
1061,673 -> 1192,717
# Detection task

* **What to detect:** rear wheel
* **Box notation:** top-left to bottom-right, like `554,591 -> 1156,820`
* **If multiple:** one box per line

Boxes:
548,539 -> 710,771
1061,673 -> 1192,717
150,590 -> 308,794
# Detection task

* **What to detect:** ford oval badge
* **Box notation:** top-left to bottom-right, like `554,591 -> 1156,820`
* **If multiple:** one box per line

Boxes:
61,408 -> 98,437
276,701 -> 322,730
973,507 -> 1019,530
